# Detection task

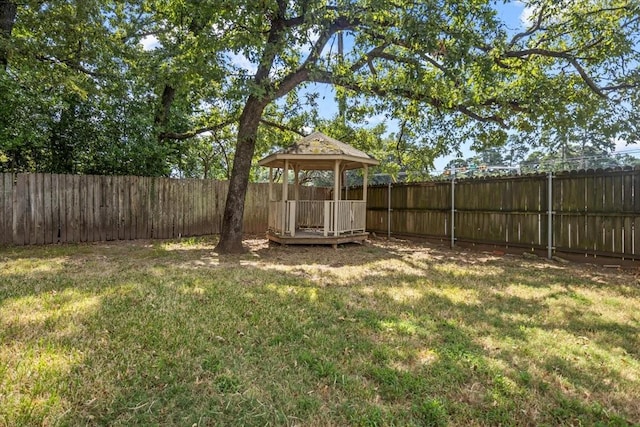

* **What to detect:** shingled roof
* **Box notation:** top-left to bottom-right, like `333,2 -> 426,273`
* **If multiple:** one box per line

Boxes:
258,131 -> 379,170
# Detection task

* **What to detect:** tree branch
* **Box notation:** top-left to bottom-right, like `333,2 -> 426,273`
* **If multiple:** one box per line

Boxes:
503,48 -> 608,98
160,118 -> 236,140
508,5 -> 546,48
273,15 -> 357,99
308,70 -> 508,127
35,55 -> 106,78
259,118 -> 306,136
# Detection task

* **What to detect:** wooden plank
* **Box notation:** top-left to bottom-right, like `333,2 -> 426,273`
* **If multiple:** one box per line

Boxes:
622,171 -> 634,212
120,176 -> 127,240
183,179 -> 191,236
137,177 -> 145,239
151,178 -> 159,238
0,174 -> 7,244
129,175 -> 138,240
46,174 -> 60,243
125,176 -> 133,240
175,179 -> 184,238
164,178 -> 171,238
135,177 -> 145,239
160,178 -> 167,239
148,177 -> 156,238
135,176 -> 143,239
204,179 -> 211,235
173,179 -> 180,237
113,175 -> 121,240
0,174 -> 11,244
195,179 -> 203,235
63,174 -> 71,243
51,174 -> 60,243
144,177 -> 151,238
183,179 -> 195,236
58,175 -> 67,243
71,175 -> 80,243
85,175 -> 94,242
203,180 -> 211,235
43,174 -> 52,244
157,178 -> 165,239
622,216 -> 633,256
117,176 -> 125,240
83,175 -> 92,242
26,173 -> 36,244
176,179 -> 183,237
92,175 -> 101,242
77,175 -> 85,242
104,176 -> 113,241
206,180 -> 213,234
95,175 -> 105,242
13,174 -> 26,245
167,178 -> 175,238
168,178 -> 175,238
207,180 -> 214,234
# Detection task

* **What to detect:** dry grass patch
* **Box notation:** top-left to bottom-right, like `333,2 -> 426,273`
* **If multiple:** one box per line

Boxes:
1,236 -> 639,426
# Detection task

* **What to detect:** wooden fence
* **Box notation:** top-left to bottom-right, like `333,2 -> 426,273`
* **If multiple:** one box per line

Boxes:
357,167 -> 640,260
2,169 -> 639,260
0,173 -> 329,246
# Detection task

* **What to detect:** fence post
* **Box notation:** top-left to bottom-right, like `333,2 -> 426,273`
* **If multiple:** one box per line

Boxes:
387,181 -> 391,239
451,167 -> 455,248
547,171 -> 554,259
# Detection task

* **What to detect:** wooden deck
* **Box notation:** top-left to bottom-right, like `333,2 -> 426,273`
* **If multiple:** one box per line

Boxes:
266,229 -> 369,247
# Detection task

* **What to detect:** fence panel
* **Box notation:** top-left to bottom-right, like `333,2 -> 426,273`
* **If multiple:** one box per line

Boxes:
378,168 -> 639,260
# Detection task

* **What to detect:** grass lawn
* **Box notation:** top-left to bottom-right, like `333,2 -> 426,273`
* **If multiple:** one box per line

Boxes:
1,237 -> 639,426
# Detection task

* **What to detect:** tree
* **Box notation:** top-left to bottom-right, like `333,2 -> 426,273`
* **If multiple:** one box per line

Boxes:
207,0 -> 639,252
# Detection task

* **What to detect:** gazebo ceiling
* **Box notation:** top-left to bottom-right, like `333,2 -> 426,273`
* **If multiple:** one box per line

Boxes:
258,131 -> 379,170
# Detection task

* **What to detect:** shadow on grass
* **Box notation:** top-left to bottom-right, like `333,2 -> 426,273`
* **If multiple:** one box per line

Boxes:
0,240 -> 638,425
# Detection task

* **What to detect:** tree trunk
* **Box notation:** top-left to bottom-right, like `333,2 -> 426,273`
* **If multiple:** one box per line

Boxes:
154,84 -> 176,131
0,1 -> 17,70
214,95 -> 267,253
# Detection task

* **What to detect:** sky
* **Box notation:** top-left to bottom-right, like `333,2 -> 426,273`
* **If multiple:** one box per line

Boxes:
140,1 -> 640,171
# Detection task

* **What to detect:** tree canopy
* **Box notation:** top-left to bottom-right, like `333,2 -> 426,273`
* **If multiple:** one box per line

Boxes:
1,0 -> 639,252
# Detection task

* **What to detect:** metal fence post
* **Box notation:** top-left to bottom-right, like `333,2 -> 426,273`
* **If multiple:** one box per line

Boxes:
387,181 -> 391,239
547,171 -> 553,259
451,167 -> 455,248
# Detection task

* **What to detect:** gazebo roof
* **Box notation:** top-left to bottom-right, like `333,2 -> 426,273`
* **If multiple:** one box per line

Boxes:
258,131 -> 379,170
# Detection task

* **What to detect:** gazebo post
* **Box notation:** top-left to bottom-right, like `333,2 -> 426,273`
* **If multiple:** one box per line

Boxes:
294,165 -> 300,202
268,167 -> 273,201
333,160 -> 340,236
268,167 -> 274,233
344,170 -> 348,200
363,164 -> 368,204
282,160 -> 289,235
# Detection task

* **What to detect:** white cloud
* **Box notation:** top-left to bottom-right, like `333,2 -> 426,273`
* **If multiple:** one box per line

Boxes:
141,35 -> 161,51
227,52 -> 257,75
517,1 -> 536,27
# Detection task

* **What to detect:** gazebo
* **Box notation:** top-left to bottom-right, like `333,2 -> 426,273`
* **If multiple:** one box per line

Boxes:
259,131 -> 379,247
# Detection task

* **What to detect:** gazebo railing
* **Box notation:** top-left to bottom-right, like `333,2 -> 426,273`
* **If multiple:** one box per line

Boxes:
297,200 -> 325,228
324,201 -> 366,236
268,200 -> 367,237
